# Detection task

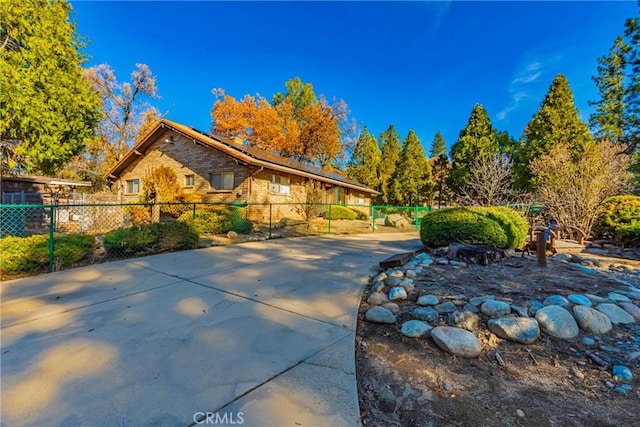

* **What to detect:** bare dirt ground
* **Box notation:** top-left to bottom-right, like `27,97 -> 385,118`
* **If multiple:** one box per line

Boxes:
356,252 -> 640,427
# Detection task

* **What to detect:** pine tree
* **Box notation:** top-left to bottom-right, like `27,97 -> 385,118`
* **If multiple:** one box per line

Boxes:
517,74 -> 593,189
347,127 -> 381,189
448,104 -> 498,196
589,12 -> 640,152
377,125 -> 402,204
390,130 -> 433,206
430,131 -> 447,157
0,0 -> 101,175
429,132 -> 451,207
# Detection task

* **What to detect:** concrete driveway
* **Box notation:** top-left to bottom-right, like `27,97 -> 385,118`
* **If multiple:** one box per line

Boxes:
1,232 -> 422,427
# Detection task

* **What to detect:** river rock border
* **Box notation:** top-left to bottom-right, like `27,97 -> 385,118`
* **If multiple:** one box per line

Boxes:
363,251 -> 640,390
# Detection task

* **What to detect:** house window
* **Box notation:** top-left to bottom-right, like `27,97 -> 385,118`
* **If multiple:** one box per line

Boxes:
270,174 -> 290,195
355,193 -> 365,205
126,179 -> 140,194
185,174 -> 195,187
210,172 -> 234,191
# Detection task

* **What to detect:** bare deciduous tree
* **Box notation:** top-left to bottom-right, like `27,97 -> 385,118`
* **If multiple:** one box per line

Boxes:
458,154 -> 520,207
292,181 -> 325,223
529,140 -> 632,239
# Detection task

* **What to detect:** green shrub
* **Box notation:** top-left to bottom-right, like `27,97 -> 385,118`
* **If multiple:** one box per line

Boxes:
103,226 -> 156,253
471,206 -> 528,248
322,205 -> 358,220
177,206 -> 253,235
54,234 -> 97,265
420,207 -> 509,248
354,209 -> 370,221
0,233 -> 95,277
149,221 -> 199,252
616,223 -> 640,247
230,207 -> 253,233
593,195 -> 640,244
103,221 -> 198,256
178,209 -> 231,234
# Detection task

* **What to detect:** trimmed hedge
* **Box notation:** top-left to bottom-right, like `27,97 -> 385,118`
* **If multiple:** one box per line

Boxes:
322,205 -> 358,220
103,221 -> 198,256
420,207 -> 528,249
0,233 -> 95,277
471,206 -> 528,249
593,195 -> 640,246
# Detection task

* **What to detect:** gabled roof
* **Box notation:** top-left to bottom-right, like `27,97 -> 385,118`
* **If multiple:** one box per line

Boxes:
105,119 -> 379,195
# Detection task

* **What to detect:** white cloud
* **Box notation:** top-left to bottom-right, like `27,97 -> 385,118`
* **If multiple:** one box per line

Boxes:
497,90 -> 527,120
497,60 -> 544,122
512,71 -> 541,85
525,62 -> 541,72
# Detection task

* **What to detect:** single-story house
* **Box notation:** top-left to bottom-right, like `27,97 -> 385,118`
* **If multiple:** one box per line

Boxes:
105,119 -> 378,221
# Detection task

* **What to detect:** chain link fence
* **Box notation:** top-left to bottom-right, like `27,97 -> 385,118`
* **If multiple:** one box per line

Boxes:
0,201 -> 429,280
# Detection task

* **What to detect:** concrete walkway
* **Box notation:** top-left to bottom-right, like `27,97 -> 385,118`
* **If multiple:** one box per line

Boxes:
1,232 -> 422,427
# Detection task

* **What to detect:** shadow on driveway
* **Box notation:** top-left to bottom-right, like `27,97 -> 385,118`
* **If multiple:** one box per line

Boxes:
1,232 -> 422,426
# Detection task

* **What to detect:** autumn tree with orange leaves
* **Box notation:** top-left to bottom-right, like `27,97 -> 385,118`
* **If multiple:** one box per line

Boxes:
211,77 -> 349,169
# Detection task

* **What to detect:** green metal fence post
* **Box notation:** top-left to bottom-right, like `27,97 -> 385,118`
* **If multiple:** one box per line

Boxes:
268,203 -> 272,239
327,204 -> 332,234
192,203 -> 196,220
371,205 -> 375,232
48,205 -> 55,272
415,205 -> 419,231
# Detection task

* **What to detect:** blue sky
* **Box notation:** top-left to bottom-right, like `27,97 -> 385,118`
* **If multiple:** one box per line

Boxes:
71,1 -> 638,154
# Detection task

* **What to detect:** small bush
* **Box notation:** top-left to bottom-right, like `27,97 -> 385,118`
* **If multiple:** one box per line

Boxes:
177,206 -> 253,235
178,209 -> 230,235
420,207 -> 509,248
354,209 -> 370,221
471,206 -> 528,248
0,233 -> 95,277
149,221 -> 199,252
125,203 -> 151,226
54,234 -> 97,266
170,193 -> 205,218
617,223 -> 640,247
230,207 -> 253,234
322,205 -> 358,220
594,195 -> 640,245
103,221 -> 198,256
103,226 -> 156,254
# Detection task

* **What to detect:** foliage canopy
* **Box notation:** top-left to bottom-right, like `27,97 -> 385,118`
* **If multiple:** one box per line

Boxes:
0,0 -> 101,175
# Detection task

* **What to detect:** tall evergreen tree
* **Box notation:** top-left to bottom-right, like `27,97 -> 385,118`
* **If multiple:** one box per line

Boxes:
377,125 -> 402,204
589,9 -> 639,153
389,130 -> 433,205
429,131 -> 451,207
517,74 -> 593,189
496,130 -> 518,156
448,103 -> 498,196
347,127 -> 381,189
0,0 -> 101,175
430,131 -> 447,157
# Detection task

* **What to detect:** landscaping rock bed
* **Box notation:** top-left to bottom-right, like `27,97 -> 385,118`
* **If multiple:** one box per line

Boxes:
356,249 -> 640,426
